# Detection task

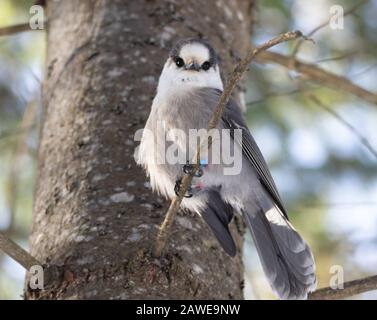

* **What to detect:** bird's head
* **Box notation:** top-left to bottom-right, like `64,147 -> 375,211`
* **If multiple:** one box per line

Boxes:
157,38 -> 224,93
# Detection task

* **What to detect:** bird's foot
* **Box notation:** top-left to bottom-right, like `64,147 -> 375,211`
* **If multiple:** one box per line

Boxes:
174,177 -> 193,198
174,161 -> 206,197
182,160 -> 204,177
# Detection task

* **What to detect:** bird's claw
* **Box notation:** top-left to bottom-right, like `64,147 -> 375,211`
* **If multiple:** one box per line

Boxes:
174,177 -> 193,198
175,161 -> 205,197
183,161 -> 204,177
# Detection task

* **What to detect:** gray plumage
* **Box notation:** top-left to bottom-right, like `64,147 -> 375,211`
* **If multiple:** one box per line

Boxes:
137,39 -> 316,299
201,188 -> 236,256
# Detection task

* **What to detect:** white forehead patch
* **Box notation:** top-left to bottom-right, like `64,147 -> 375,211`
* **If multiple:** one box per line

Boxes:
179,43 -> 210,64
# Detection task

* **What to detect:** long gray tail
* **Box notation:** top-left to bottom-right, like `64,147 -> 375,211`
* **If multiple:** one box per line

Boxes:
243,204 -> 316,300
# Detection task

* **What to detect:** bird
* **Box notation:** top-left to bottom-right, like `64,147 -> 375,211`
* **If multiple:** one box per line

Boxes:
136,38 -> 317,299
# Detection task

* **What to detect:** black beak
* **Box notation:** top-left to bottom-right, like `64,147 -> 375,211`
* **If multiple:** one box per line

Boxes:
185,62 -> 200,72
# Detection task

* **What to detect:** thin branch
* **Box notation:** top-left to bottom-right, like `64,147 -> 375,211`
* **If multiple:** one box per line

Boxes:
255,51 -> 377,105
304,92 -> 377,160
291,0 -> 369,58
5,103 -> 38,234
350,62 -> 377,78
246,88 -> 315,106
0,231 -> 40,270
0,125 -> 36,141
247,89 -> 301,106
152,31 -> 304,258
0,23 -> 34,37
309,275 -> 377,300
314,51 -> 358,64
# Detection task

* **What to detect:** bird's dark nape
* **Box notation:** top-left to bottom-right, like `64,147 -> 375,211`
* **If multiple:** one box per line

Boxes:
200,189 -> 236,257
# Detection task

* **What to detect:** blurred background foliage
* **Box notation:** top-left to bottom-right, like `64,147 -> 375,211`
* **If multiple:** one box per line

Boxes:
0,0 -> 376,299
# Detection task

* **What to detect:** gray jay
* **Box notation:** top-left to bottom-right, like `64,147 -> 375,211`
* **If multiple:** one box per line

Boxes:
137,38 -> 316,299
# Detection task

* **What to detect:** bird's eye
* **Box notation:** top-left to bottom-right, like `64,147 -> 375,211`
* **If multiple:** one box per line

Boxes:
174,57 -> 184,68
201,61 -> 211,71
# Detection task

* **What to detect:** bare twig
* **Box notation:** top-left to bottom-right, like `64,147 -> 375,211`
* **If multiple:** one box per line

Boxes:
0,23 -> 34,37
256,51 -> 377,105
350,62 -> 377,78
0,125 -> 36,141
152,31 -> 304,257
304,92 -> 377,160
246,88 -> 311,106
5,103 -> 38,233
0,231 -> 40,270
315,52 -> 358,64
309,275 -> 377,300
291,0 -> 369,58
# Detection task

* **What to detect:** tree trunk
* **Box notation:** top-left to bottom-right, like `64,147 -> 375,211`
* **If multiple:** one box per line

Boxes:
26,0 -> 253,299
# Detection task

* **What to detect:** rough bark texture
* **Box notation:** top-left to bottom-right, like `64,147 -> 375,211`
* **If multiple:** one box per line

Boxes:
26,0 -> 253,299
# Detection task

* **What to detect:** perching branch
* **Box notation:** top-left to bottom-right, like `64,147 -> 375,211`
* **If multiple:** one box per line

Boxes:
256,51 -> 377,105
152,30 -> 305,258
0,231 -> 40,270
309,275 -> 377,300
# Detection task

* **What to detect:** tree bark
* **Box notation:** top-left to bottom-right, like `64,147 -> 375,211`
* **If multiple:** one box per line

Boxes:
26,0 -> 253,300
